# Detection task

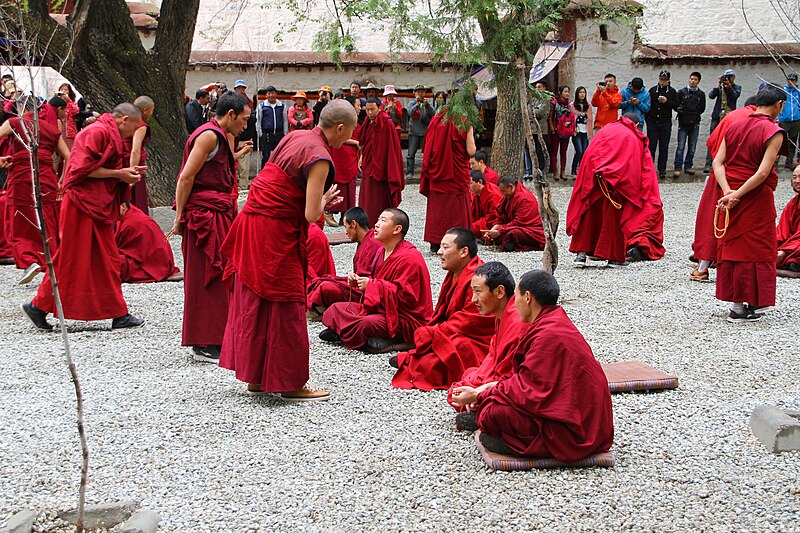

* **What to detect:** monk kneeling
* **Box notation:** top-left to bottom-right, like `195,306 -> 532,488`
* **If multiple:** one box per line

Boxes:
320,208 -> 433,353
777,166 -> 800,272
116,201 -> 180,283
483,175 -> 545,252
391,228 -> 496,390
469,171 -> 501,238
451,270 -> 613,462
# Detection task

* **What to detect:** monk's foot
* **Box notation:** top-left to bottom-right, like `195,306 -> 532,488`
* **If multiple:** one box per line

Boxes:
192,345 -> 221,363
502,241 -> 515,252
319,328 -> 342,343
18,263 -> 42,285
0,256 -> 14,265
455,411 -> 478,432
727,308 -> 763,324
20,302 -> 53,331
573,252 -> 587,268
388,355 -> 398,368
247,383 -> 270,395
365,337 -> 412,354
626,247 -> 644,262
689,267 -> 710,282
606,260 -> 629,268
479,432 -> 523,457
111,313 -> 145,330
280,387 -> 330,402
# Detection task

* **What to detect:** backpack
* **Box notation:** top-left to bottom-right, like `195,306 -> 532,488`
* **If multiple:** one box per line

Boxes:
554,100 -> 576,137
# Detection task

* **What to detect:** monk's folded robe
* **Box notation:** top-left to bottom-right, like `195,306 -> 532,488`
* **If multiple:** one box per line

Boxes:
392,256 -> 496,391
483,166 -> 500,186
322,239 -> 433,350
116,204 -> 179,283
121,119 -> 150,214
778,194 -> 800,269
567,116 -> 664,263
330,123 -> 359,214
33,114 -> 129,320
0,190 -> 13,260
470,181 -> 501,238
420,112 -> 471,245
358,110 -> 404,225
475,305 -> 614,462
307,221 -> 336,279
447,295 -> 529,410
495,183 -> 545,251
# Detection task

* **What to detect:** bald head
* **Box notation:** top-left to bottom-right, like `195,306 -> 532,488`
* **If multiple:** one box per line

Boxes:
319,99 -> 357,128
133,95 -> 154,111
113,102 -> 142,120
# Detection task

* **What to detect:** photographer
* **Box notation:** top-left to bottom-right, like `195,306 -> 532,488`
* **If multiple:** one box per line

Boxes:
646,70 -> 679,179
406,84 -> 433,178
703,68 -> 741,172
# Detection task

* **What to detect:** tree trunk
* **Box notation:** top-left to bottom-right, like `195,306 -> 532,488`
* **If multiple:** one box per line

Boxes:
489,64 -> 525,179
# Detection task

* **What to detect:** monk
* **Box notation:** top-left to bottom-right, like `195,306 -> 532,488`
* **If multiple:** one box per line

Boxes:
420,110 -> 475,253
307,219 -> 336,278
326,95 -> 361,226
713,85 -> 786,323
469,150 -> 499,185
451,270 -> 614,462
219,100 -> 356,401
567,113 -> 664,267
445,262 -> 527,428
116,201 -> 180,283
468,170 -> 501,238
391,228 -> 496,390
777,165 -> 800,272
0,189 -> 12,264
123,96 -> 154,215
320,208 -> 433,353
0,98 -> 69,284
484,175 -> 545,251
22,103 -> 146,331
307,206 -> 381,315
358,97 -> 404,226
169,91 -> 251,363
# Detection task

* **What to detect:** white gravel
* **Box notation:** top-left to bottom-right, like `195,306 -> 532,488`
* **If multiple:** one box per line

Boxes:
1,175 -> 800,531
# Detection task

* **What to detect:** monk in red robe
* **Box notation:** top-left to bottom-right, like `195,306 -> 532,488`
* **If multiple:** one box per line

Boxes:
391,228 -> 496,390
420,111 -> 476,253
0,99 -> 69,284
325,95 -> 361,226
690,102 -> 757,281
121,96 -> 154,215
116,201 -> 180,283
307,219 -> 336,278
446,262 -> 529,432
469,150 -> 499,185
321,208 -> 433,353
358,97 -> 404,226
484,175 -> 545,252
0,188 -> 12,264
713,86 -> 786,322
468,170 -> 501,238
169,92 -> 251,363
22,103 -> 146,331
307,206 -> 381,315
219,100 -> 357,401
451,270 -> 614,462
567,114 -> 664,266
777,165 -> 800,272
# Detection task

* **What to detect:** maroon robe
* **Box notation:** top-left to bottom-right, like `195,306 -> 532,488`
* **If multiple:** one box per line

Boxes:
420,112 -> 472,244
476,305 -> 614,462
495,183 -> 545,251
0,190 -> 13,261
322,239 -> 433,349
121,120 -> 150,214
777,194 -> 800,269
32,114 -> 129,320
307,221 -> 336,278
116,204 -> 179,283
330,124 -> 360,214
470,182 -> 501,238
484,166 -> 499,186
358,111 -> 404,225
392,256 -> 497,391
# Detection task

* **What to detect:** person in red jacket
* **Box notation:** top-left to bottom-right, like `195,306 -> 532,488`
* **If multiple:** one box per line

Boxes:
287,91 -> 314,132
591,73 -> 622,131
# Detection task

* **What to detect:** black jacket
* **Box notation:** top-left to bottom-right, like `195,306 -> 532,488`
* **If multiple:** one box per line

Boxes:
676,87 -> 706,127
185,100 -> 205,134
646,84 -> 679,124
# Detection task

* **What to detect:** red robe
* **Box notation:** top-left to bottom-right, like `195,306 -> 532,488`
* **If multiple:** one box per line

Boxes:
32,114 -> 129,320
330,124 -> 360,214
116,204 -> 179,283
495,183 -> 545,251
447,296 -> 530,411
306,228 -> 381,310
0,190 -> 13,260
420,113 -> 471,244
566,117 -> 664,263
777,194 -> 800,269
307,222 -> 336,278
692,106 -> 757,262
121,120 -> 150,215
392,256 -> 497,391
358,111 -> 404,225
483,166 -> 499,186
470,182 -> 501,237
476,305 -> 614,462
322,239 -> 433,349
716,114 -> 785,307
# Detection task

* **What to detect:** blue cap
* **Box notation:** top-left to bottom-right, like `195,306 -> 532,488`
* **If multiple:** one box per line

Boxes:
723,69 -> 735,77
234,79 -> 247,88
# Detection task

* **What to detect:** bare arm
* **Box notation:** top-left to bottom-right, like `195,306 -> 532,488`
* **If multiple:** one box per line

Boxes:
0,121 -> 11,138
169,130 -> 217,236
465,127 -> 476,156
712,139 -> 730,194
304,160 -> 340,223
55,136 -> 70,185
129,125 -> 147,167
719,135 -> 784,207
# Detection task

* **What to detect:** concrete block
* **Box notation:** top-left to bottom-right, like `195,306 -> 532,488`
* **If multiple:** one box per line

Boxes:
1,509 -> 36,533
750,405 -> 800,453
58,499 -> 140,530
119,509 -> 161,533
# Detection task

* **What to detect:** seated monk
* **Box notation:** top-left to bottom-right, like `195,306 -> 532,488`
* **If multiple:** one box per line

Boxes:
320,208 -> 433,353
116,201 -> 180,283
484,175 -> 545,252
777,165 -> 800,272
468,170 -> 501,238
307,218 -> 336,279
391,228 -> 497,390
469,150 -> 499,186
451,270 -> 614,462
446,261 -> 529,431
307,207 -> 382,315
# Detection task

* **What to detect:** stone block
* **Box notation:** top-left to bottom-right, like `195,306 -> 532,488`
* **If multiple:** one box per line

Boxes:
119,509 -> 161,533
1,509 -> 36,533
58,499 -> 140,530
750,405 -> 800,453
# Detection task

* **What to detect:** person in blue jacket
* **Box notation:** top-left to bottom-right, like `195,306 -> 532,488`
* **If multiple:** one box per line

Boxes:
620,77 -> 651,131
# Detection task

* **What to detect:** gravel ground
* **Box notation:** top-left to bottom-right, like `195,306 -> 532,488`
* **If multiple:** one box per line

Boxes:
1,176 -> 800,532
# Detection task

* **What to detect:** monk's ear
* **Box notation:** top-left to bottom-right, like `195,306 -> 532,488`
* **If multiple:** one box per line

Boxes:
493,284 -> 506,300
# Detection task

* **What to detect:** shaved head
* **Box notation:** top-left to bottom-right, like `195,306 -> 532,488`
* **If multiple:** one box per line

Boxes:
320,99 -> 357,128
134,95 -> 154,111
113,102 -> 142,120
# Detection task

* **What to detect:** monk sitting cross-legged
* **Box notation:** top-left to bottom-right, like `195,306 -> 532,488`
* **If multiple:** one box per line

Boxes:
484,175 -> 545,252
320,208 -> 433,353
776,165 -> 800,272
391,228 -> 496,390
446,261 -> 529,432
307,206 -> 382,317
451,270 -> 614,462
115,201 -> 180,283
468,170 -> 501,239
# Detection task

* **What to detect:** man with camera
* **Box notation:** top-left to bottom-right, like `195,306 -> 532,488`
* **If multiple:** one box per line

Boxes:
778,73 -> 800,169
703,68 -> 742,173
406,84 -> 434,179
590,73 -> 622,132
646,71 -> 679,179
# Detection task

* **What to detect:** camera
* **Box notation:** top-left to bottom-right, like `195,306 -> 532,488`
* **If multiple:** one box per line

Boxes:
720,74 -> 733,84
598,81 -> 607,87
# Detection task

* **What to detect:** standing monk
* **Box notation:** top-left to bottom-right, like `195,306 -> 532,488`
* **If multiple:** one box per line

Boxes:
713,86 -> 786,323
219,100 -> 355,401
169,92 -> 251,363
22,104 -> 145,331
777,165 -> 800,272
124,96 -> 154,215
0,157 -> 14,264
484,175 -> 545,252
327,95 -> 361,226
468,170 -> 501,238
358,97 -> 404,226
